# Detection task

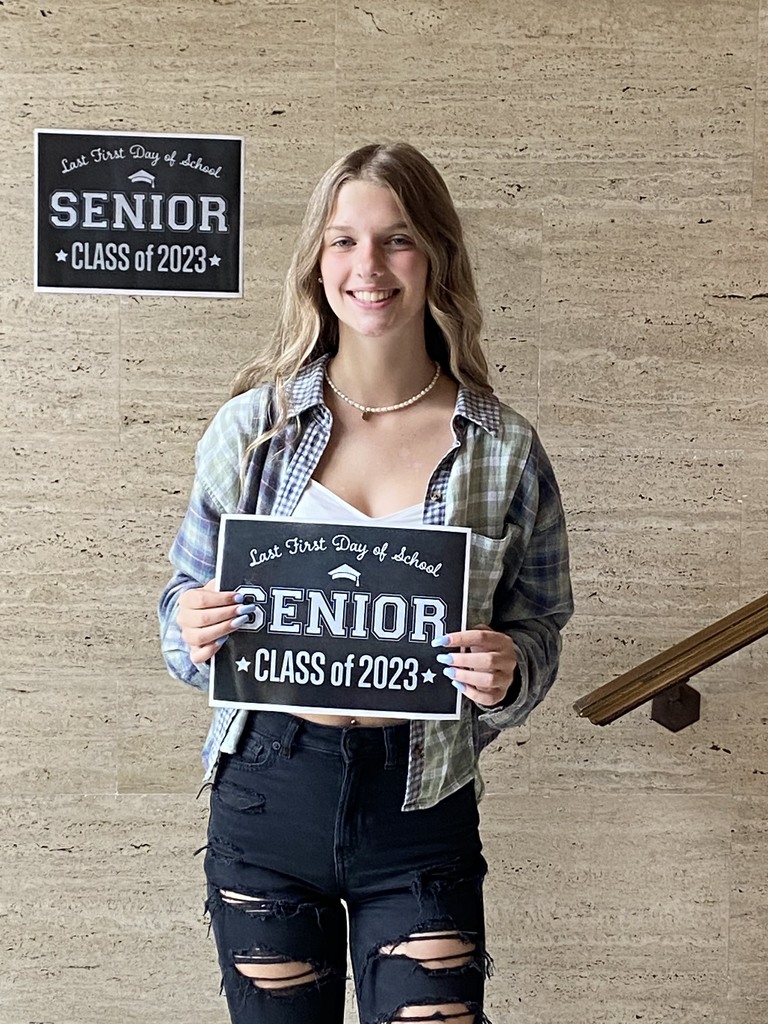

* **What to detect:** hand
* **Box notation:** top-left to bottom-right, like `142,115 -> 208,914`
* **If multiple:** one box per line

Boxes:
177,580 -> 252,665
433,624 -> 517,708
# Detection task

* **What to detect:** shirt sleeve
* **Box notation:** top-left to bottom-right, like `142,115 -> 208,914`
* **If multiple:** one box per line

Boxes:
157,391 -> 253,692
479,432 -> 574,732
158,384 -> 276,690
157,471 -> 224,691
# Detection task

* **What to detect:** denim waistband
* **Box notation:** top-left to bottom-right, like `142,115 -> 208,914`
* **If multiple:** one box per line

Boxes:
244,711 -> 411,767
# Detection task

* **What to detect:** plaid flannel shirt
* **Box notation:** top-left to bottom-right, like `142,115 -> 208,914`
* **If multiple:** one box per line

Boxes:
158,355 -> 573,810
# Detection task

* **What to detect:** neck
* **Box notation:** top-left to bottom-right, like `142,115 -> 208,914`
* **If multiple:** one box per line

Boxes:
330,335 -> 435,408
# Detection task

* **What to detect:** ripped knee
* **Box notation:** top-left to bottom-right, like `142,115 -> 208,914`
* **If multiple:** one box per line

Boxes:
219,889 -> 275,914
379,930 -> 476,970
233,952 -> 325,990
377,931 -> 483,1022
219,890 -> 331,993
388,1003 -> 477,1023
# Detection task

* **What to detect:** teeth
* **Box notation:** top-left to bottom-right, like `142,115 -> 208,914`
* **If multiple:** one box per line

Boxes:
352,290 -> 395,302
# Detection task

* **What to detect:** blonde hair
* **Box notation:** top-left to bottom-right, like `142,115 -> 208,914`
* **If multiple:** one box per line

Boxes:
232,142 -> 490,441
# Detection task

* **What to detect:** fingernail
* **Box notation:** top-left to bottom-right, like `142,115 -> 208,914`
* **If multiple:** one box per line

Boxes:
234,592 -> 256,605
431,635 -> 451,648
214,635 -> 228,647
435,653 -> 453,665
452,680 -> 466,694
442,666 -> 457,679
232,613 -> 251,627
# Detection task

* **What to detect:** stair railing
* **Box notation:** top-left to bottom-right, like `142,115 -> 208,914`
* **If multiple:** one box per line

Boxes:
573,592 -> 768,731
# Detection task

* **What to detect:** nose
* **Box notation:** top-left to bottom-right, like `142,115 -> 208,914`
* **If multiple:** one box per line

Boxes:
356,239 -> 384,279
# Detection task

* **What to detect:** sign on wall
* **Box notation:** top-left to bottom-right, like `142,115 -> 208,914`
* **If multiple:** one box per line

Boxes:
34,129 -> 243,296
211,516 -> 471,720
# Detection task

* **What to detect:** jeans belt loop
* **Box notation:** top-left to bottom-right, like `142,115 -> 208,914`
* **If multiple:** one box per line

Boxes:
279,715 -> 301,757
383,726 -> 398,769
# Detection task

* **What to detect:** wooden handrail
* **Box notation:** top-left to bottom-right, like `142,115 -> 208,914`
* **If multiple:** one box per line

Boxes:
573,592 -> 768,728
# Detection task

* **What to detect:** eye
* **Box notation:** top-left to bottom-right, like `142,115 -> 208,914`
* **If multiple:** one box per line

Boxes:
329,237 -> 354,249
389,235 -> 413,247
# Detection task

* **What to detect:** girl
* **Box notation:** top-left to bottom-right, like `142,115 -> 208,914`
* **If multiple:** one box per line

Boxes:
159,142 -> 573,1024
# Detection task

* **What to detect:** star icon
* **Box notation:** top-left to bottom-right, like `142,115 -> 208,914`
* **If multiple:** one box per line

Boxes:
235,657 -> 251,672
55,249 -> 68,262
421,668 -> 436,684
209,253 -> 221,267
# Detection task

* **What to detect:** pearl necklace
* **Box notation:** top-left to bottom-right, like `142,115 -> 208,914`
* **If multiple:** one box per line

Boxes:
324,362 -> 441,420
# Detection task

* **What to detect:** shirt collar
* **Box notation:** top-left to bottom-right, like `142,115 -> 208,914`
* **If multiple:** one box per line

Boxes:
453,384 -> 500,437
287,353 -> 500,437
286,355 -> 330,416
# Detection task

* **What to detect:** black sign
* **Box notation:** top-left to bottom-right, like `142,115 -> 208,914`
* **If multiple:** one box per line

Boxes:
211,516 -> 470,720
35,129 -> 243,296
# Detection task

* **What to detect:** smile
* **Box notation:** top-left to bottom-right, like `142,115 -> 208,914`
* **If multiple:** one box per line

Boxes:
349,289 -> 398,303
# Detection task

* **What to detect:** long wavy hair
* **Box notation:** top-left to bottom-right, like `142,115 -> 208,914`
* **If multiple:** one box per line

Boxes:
231,142 -> 489,443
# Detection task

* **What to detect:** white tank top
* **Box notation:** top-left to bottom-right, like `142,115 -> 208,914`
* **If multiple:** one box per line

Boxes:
293,479 -> 424,526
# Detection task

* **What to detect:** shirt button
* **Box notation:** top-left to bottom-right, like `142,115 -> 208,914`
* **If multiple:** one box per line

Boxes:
271,741 -> 281,751
429,490 -> 443,502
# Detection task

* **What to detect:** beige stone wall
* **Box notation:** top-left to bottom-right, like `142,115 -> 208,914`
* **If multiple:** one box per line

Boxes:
2,1 -> 766,1021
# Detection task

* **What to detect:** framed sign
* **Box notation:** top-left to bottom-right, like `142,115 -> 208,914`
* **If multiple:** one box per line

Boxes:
211,516 -> 471,720
34,128 -> 243,296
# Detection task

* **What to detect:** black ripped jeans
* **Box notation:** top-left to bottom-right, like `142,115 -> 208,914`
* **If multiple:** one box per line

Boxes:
204,711 -> 491,1024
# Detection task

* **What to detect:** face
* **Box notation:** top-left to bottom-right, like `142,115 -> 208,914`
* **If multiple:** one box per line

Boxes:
318,179 -> 429,347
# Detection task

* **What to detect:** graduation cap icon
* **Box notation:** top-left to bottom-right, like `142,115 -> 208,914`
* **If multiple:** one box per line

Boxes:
128,168 -> 156,186
328,563 -> 361,586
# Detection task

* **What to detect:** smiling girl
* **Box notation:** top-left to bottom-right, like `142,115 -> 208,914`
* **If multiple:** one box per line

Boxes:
159,142 -> 573,1024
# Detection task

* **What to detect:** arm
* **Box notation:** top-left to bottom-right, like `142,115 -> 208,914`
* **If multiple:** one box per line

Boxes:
436,433 -> 573,729
158,393 -> 259,688
482,437 -> 573,727
158,476 -> 226,690
158,386 -> 278,688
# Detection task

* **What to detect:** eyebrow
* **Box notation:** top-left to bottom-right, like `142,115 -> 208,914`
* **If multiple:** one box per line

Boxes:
324,222 -> 410,233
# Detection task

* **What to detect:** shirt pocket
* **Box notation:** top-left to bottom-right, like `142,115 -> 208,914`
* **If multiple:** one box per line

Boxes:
467,529 -> 519,625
